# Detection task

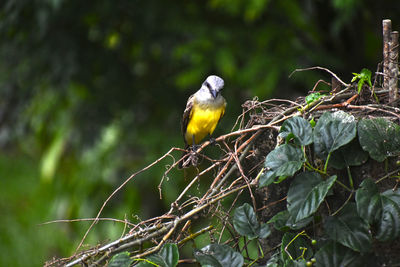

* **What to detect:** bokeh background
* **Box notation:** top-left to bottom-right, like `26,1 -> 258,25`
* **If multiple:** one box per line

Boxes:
0,0 -> 399,265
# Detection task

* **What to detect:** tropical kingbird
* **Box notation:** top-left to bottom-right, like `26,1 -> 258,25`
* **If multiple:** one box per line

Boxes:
179,75 -> 226,168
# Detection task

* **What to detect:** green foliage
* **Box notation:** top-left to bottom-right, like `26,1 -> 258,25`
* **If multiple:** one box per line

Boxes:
324,204 -> 372,253
233,203 -> 271,240
259,112 -> 400,266
305,92 -> 324,105
287,173 -> 336,223
313,111 -> 357,160
358,118 -> 400,162
1,0 -> 399,264
279,117 -> 313,146
108,252 -> 133,267
136,244 -> 179,267
314,241 -> 363,267
261,144 -> 305,186
194,244 -> 244,267
351,68 -> 372,93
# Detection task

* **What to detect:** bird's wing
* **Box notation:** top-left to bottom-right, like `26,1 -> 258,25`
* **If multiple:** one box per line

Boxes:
181,94 -> 194,145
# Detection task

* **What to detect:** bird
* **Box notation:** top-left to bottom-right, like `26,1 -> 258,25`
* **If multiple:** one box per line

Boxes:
179,75 -> 226,168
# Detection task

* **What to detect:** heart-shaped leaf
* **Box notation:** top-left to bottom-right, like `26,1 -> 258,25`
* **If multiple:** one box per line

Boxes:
314,241 -> 363,267
355,178 -> 381,224
279,116 -> 313,146
233,203 -> 271,240
329,139 -> 368,169
108,252 -> 133,267
194,244 -> 244,267
287,172 -> 337,222
313,111 -> 357,159
358,118 -> 400,162
136,243 -> 179,267
375,189 -> 400,241
324,203 -> 372,253
263,144 -> 305,183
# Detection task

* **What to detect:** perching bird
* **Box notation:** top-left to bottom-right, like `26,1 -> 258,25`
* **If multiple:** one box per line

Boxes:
179,75 -> 226,168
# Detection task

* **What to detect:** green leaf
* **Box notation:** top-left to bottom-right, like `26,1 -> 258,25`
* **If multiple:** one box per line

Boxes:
287,172 -> 337,222
375,189 -> 400,241
279,116 -> 313,146
305,92 -> 323,104
268,210 -> 313,231
259,170 -> 276,188
359,68 -> 372,87
355,178 -> 381,224
108,252 -> 133,267
268,210 -> 290,231
314,241 -> 363,267
233,203 -> 271,240
136,243 -> 179,267
264,144 -> 305,182
193,244 -> 244,267
358,118 -> 400,162
281,232 -> 313,262
329,139 -> 368,169
324,203 -> 372,253
313,111 -> 357,159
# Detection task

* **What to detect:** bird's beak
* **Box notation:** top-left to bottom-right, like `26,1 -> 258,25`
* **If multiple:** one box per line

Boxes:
210,89 -> 218,98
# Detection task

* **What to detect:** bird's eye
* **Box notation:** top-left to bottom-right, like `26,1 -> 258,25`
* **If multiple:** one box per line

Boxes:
205,82 -> 212,90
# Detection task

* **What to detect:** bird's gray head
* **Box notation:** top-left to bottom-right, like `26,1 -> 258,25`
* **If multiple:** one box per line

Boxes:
201,75 -> 225,99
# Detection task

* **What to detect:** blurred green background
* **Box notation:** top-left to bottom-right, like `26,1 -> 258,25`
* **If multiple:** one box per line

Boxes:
0,0 -> 399,265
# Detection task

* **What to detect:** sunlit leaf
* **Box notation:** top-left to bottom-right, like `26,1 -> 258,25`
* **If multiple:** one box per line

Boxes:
358,118 -> 400,162
194,244 -> 244,267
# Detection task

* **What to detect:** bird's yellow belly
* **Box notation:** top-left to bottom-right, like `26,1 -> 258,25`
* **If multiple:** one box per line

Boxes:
185,107 -> 224,145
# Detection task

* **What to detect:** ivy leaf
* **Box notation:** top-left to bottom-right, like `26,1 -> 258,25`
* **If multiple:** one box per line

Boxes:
305,92 -> 323,104
287,172 -> 337,222
259,170 -> 276,188
324,203 -> 372,253
193,244 -> 244,267
268,210 -> 290,231
375,189 -> 400,241
313,111 -> 357,159
358,118 -> 400,162
355,178 -> 382,224
108,252 -> 133,267
281,232 -> 313,262
268,210 -> 313,231
263,144 -> 305,185
329,139 -> 368,169
279,116 -> 313,146
314,241 -> 363,267
136,243 -> 179,267
233,203 -> 271,240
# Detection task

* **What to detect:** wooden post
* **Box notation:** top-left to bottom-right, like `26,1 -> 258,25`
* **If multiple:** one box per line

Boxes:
382,19 -> 391,92
382,19 -> 399,105
389,31 -> 399,104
